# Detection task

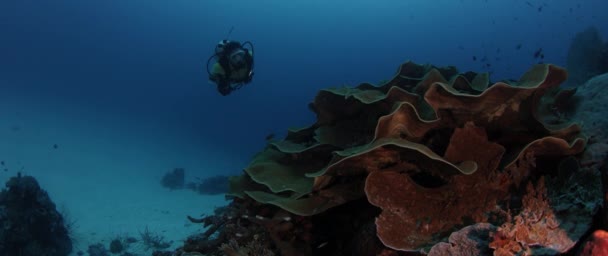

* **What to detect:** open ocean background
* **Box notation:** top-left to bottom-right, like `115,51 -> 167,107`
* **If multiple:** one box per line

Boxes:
0,1 -> 607,254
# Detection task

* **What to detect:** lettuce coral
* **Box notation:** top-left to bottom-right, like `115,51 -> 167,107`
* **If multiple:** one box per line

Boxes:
222,61 -> 597,254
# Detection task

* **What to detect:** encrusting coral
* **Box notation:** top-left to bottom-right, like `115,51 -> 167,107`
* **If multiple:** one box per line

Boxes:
165,61 -> 601,256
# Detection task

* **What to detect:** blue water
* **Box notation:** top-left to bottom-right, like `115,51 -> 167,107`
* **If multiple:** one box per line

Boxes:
0,0 -> 607,254
2,1 -> 607,169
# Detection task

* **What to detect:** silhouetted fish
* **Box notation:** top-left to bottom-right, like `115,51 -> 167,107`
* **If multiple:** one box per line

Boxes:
516,44 -> 522,50
265,133 -> 275,141
534,48 -> 543,58
472,56 -> 477,61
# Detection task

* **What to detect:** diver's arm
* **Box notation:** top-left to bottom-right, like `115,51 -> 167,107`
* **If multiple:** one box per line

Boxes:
209,63 -> 225,81
209,62 -> 232,96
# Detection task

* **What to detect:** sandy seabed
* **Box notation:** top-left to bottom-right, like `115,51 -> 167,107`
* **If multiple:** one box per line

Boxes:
0,100 -> 241,255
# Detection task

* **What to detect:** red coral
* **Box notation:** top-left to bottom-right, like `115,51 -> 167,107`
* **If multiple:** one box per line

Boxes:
579,230 -> 608,256
489,177 -> 576,254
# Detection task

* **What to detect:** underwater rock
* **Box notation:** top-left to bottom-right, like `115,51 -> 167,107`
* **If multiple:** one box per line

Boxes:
161,168 -> 185,190
0,173 -> 73,256
566,26 -> 608,87
574,73 -> 608,165
573,73 -> 608,230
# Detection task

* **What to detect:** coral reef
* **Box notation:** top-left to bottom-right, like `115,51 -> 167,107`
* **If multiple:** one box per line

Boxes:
0,173 -> 73,256
427,223 -> 496,255
220,237 -> 275,256
140,226 -> 172,250
579,230 -> 608,256
109,238 -> 125,254
87,243 -> 110,256
164,61 -> 603,255
489,176 -> 599,255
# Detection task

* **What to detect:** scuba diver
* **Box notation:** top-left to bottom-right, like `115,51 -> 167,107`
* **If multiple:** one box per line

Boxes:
206,39 -> 254,96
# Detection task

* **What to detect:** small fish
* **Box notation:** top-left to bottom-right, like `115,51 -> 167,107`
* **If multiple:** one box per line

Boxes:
525,1 -> 533,7
538,6 -> 543,12
0,161 -> 4,166
265,133 -> 275,141
472,56 -> 477,61
534,48 -> 543,58
53,144 -> 58,149
515,44 -> 522,50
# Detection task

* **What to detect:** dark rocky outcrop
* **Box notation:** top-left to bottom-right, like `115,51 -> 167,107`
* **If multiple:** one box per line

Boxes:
0,173 -> 73,256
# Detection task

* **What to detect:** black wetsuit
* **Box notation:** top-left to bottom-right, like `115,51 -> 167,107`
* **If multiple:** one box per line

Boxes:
213,41 -> 253,96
